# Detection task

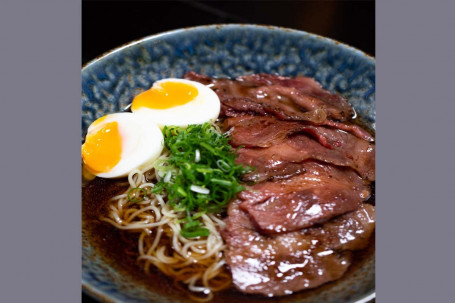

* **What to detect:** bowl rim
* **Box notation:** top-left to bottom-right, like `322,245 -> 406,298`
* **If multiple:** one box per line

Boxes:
82,23 -> 375,71
82,23 -> 375,303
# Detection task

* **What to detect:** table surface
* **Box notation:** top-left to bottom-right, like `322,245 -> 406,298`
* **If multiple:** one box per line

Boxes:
82,1 -> 374,302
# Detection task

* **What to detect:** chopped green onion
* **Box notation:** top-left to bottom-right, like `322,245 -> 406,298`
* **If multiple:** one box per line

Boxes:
196,167 -> 221,174
216,159 -> 231,172
199,142 -> 216,154
211,178 -> 233,187
190,185 -> 210,194
152,123 -> 252,237
180,227 -> 210,238
195,149 -> 201,162
163,171 -> 172,183
176,187 -> 187,197
183,220 -> 201,230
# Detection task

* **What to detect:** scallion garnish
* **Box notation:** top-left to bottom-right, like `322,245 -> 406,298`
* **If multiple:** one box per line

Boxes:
190,185 -> 210,195
180,227 -> 210,238
151,122 -> 251,238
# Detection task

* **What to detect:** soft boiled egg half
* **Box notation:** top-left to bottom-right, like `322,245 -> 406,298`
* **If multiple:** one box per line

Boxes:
81,112 -> 163,178
131,78 -> 220,128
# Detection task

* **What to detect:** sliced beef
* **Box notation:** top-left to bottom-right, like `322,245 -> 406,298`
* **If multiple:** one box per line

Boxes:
221,97 -> 268,116
226,116 -> 303,148
223,115 -> 257,129
236,129 -> 375,182
221,200 -> 375,296
225,115 -> 374,143
186,72 -> 376,297
306,203 -> 375,251
222,96 -> 328,123
238,161 -> 370,234
323,119 -> 374,142
237,73 -> 354,120
182,71 -> 214,85
185,72 -> 374,142
227,116 -> 360,149
184,71 -> 352,122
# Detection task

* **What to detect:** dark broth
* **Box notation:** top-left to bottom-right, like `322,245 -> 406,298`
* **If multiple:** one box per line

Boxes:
83,176 -> 375,303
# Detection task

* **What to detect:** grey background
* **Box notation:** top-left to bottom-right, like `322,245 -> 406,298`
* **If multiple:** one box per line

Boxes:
0,0 -> 81,303
1,0 -> 455,302
376,0 -> 455,302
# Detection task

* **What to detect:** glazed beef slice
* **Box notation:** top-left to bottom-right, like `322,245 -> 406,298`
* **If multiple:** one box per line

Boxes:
221,200 -> 375,296
238,161 -> 371,234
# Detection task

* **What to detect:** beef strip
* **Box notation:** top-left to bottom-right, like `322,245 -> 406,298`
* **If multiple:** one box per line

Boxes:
236,128 -> 375,182
227,116 -> 357,149
237,161 -> 370,234
184,71 -> 352,123
237,73 -> 354,120
221,200 -> 375,296
323,119 -> 374,142
224,115 -> 374,143
221,96 -> 328,123
186,72 -> 376,297
185,72 -> 374,141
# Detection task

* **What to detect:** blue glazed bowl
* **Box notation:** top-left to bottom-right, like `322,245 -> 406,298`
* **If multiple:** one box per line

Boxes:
82,24 -> 375,303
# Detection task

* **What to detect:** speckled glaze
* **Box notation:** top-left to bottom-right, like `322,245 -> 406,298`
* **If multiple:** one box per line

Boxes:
82,24 -> 375,303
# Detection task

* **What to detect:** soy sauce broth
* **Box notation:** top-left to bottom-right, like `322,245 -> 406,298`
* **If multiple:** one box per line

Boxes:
82,177 -> 375,303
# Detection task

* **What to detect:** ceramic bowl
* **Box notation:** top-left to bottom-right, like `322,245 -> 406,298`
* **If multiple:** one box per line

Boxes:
82,24 -> 375,303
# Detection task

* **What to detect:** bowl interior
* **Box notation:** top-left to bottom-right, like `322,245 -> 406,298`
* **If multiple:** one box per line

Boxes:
82,24 -> 375,303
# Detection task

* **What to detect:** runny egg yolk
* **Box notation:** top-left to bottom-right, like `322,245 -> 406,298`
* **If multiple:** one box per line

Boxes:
131,81 -> 199,110
81,121 -> 122,173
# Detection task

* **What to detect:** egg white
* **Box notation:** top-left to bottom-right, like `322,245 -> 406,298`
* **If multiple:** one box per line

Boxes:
83,112 -> 164,178
131,78 -> 220,128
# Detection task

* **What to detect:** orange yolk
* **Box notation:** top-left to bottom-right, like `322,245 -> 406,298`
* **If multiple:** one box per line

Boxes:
81,121 -> 122,173
131,81 -> 199,110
